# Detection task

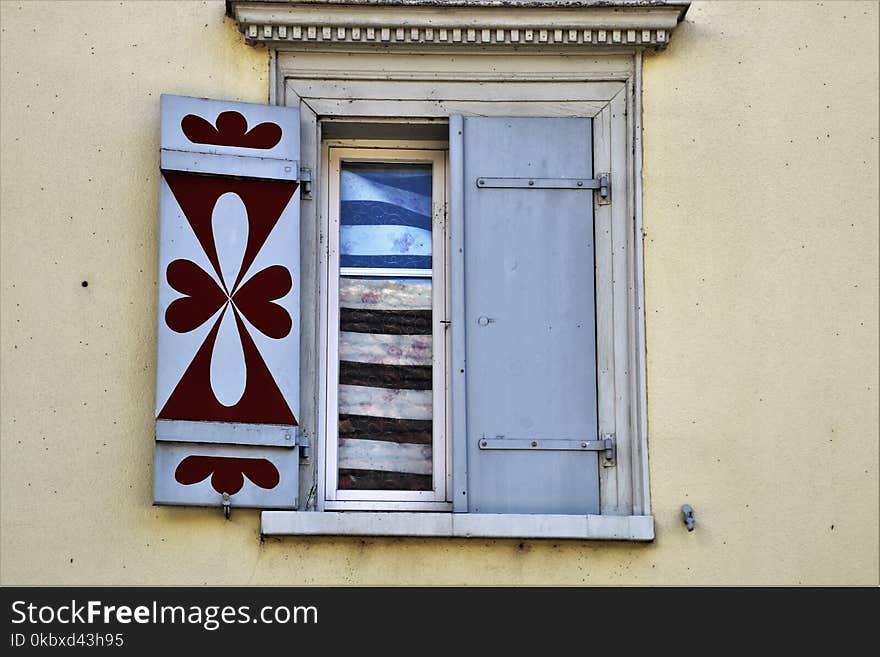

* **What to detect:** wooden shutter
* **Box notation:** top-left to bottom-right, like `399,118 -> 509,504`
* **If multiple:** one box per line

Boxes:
153,95 -> 301,509
450,115 -> 601,515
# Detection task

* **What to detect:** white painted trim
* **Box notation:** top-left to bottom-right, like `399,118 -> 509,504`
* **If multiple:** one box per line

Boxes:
291,79 -> 624,102
324,500 -> 452,512
280,52 -> 651,521
632,49 -> 651,516
315,113 -> 329,511
305,98 -> 607,119
284,57 -> 635,83
593,98 -> 617,511
262,511 -> 655,541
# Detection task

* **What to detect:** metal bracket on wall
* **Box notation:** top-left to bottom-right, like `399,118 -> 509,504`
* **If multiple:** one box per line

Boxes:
475,174 -> 610,204
681,504 -> 695,531
479,435 -> 616,466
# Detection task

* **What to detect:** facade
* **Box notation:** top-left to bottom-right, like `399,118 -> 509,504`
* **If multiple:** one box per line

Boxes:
0,0 -> 877,585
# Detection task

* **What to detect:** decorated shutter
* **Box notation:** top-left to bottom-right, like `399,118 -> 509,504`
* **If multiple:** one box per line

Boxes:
450,116 -> 601,515
153,95 -> 301,509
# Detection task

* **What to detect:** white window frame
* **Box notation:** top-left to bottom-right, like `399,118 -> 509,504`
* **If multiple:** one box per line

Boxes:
323,146 -> 451,510
259,48 -> 655,540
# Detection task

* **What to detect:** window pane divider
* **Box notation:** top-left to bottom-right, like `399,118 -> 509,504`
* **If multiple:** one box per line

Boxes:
340,267 -> 433,278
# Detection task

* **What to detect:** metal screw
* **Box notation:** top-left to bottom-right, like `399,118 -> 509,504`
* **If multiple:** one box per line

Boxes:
531,440 -> 538,447
480,440 -> 487,447
528,180 -> 534,186
478,179 -> 484,185
581,442 -> 587,448
577,181 -> 583,187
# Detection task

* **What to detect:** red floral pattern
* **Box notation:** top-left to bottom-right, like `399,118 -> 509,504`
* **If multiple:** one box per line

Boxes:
181,111 -> 282,149
165,260 -> 291,339
158,172 -> 299,425
174,455 -> 280,494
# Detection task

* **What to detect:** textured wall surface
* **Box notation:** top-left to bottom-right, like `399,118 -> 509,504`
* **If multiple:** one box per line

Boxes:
1,0 -> 877,585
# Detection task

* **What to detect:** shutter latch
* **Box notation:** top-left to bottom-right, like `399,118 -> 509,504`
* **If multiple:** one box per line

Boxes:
475,173 -> 611,204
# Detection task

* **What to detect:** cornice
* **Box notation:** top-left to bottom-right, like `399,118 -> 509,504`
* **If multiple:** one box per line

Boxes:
226,1 -> 690,51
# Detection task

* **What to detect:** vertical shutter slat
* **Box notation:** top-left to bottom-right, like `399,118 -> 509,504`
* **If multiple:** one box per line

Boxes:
153,95 -> 301,510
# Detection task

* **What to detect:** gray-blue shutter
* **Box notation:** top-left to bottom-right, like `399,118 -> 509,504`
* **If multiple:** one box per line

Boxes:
450,116 -> 600,515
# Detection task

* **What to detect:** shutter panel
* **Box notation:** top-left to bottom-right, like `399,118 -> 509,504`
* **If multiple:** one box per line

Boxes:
450,116 -> 600,515
153,95 -> 301,509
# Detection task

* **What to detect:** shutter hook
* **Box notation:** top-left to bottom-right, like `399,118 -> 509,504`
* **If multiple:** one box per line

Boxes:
222,493 -> 231,521
681,504 -> 695,531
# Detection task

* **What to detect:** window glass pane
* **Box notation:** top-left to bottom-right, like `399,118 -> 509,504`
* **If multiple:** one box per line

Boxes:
340,163 -> 433,271
337,161 -> 434,492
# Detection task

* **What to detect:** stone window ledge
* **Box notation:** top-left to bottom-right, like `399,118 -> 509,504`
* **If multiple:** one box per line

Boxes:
262,511 -> 655,541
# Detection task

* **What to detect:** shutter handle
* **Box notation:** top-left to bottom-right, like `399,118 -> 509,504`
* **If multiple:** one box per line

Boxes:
477,316 -> 496,326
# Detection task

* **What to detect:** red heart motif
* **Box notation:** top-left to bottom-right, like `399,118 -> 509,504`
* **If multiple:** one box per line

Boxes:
174,455 -> 280,495
232,265 -> 292,339
165,259 -> 227,333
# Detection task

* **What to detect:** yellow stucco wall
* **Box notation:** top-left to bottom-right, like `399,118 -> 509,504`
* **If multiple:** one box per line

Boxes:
1,0 -> 877,585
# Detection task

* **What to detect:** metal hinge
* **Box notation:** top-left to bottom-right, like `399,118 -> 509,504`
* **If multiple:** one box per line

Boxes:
596,173 -> 611,205
479,434 -> 616,466
475,174 -> 610,204
298,435 -> 312,461
299,166 -> 312,198
600,432 -> 616,466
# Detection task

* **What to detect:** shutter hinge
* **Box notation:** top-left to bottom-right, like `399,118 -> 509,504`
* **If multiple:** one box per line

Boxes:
478,434 -> 616,466
477,173 -> 611,205
600,433 -> 616,467
298,435 -> 312,461
299,166 -> 312,198
475,174 -> 610,205
596,172 -> 611,205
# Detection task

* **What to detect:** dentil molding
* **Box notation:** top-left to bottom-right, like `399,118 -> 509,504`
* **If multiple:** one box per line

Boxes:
226,0 -> 690,51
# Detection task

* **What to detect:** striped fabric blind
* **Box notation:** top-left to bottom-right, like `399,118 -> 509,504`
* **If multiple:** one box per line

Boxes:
336,164 -> 434,491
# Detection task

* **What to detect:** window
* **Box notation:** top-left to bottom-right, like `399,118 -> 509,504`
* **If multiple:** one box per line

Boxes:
158,0 -> 692,540
274,55 -> 655,539
324,148 -> 449,510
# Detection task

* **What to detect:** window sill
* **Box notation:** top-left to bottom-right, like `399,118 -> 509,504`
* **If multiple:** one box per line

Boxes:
261,511 -> 654,541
